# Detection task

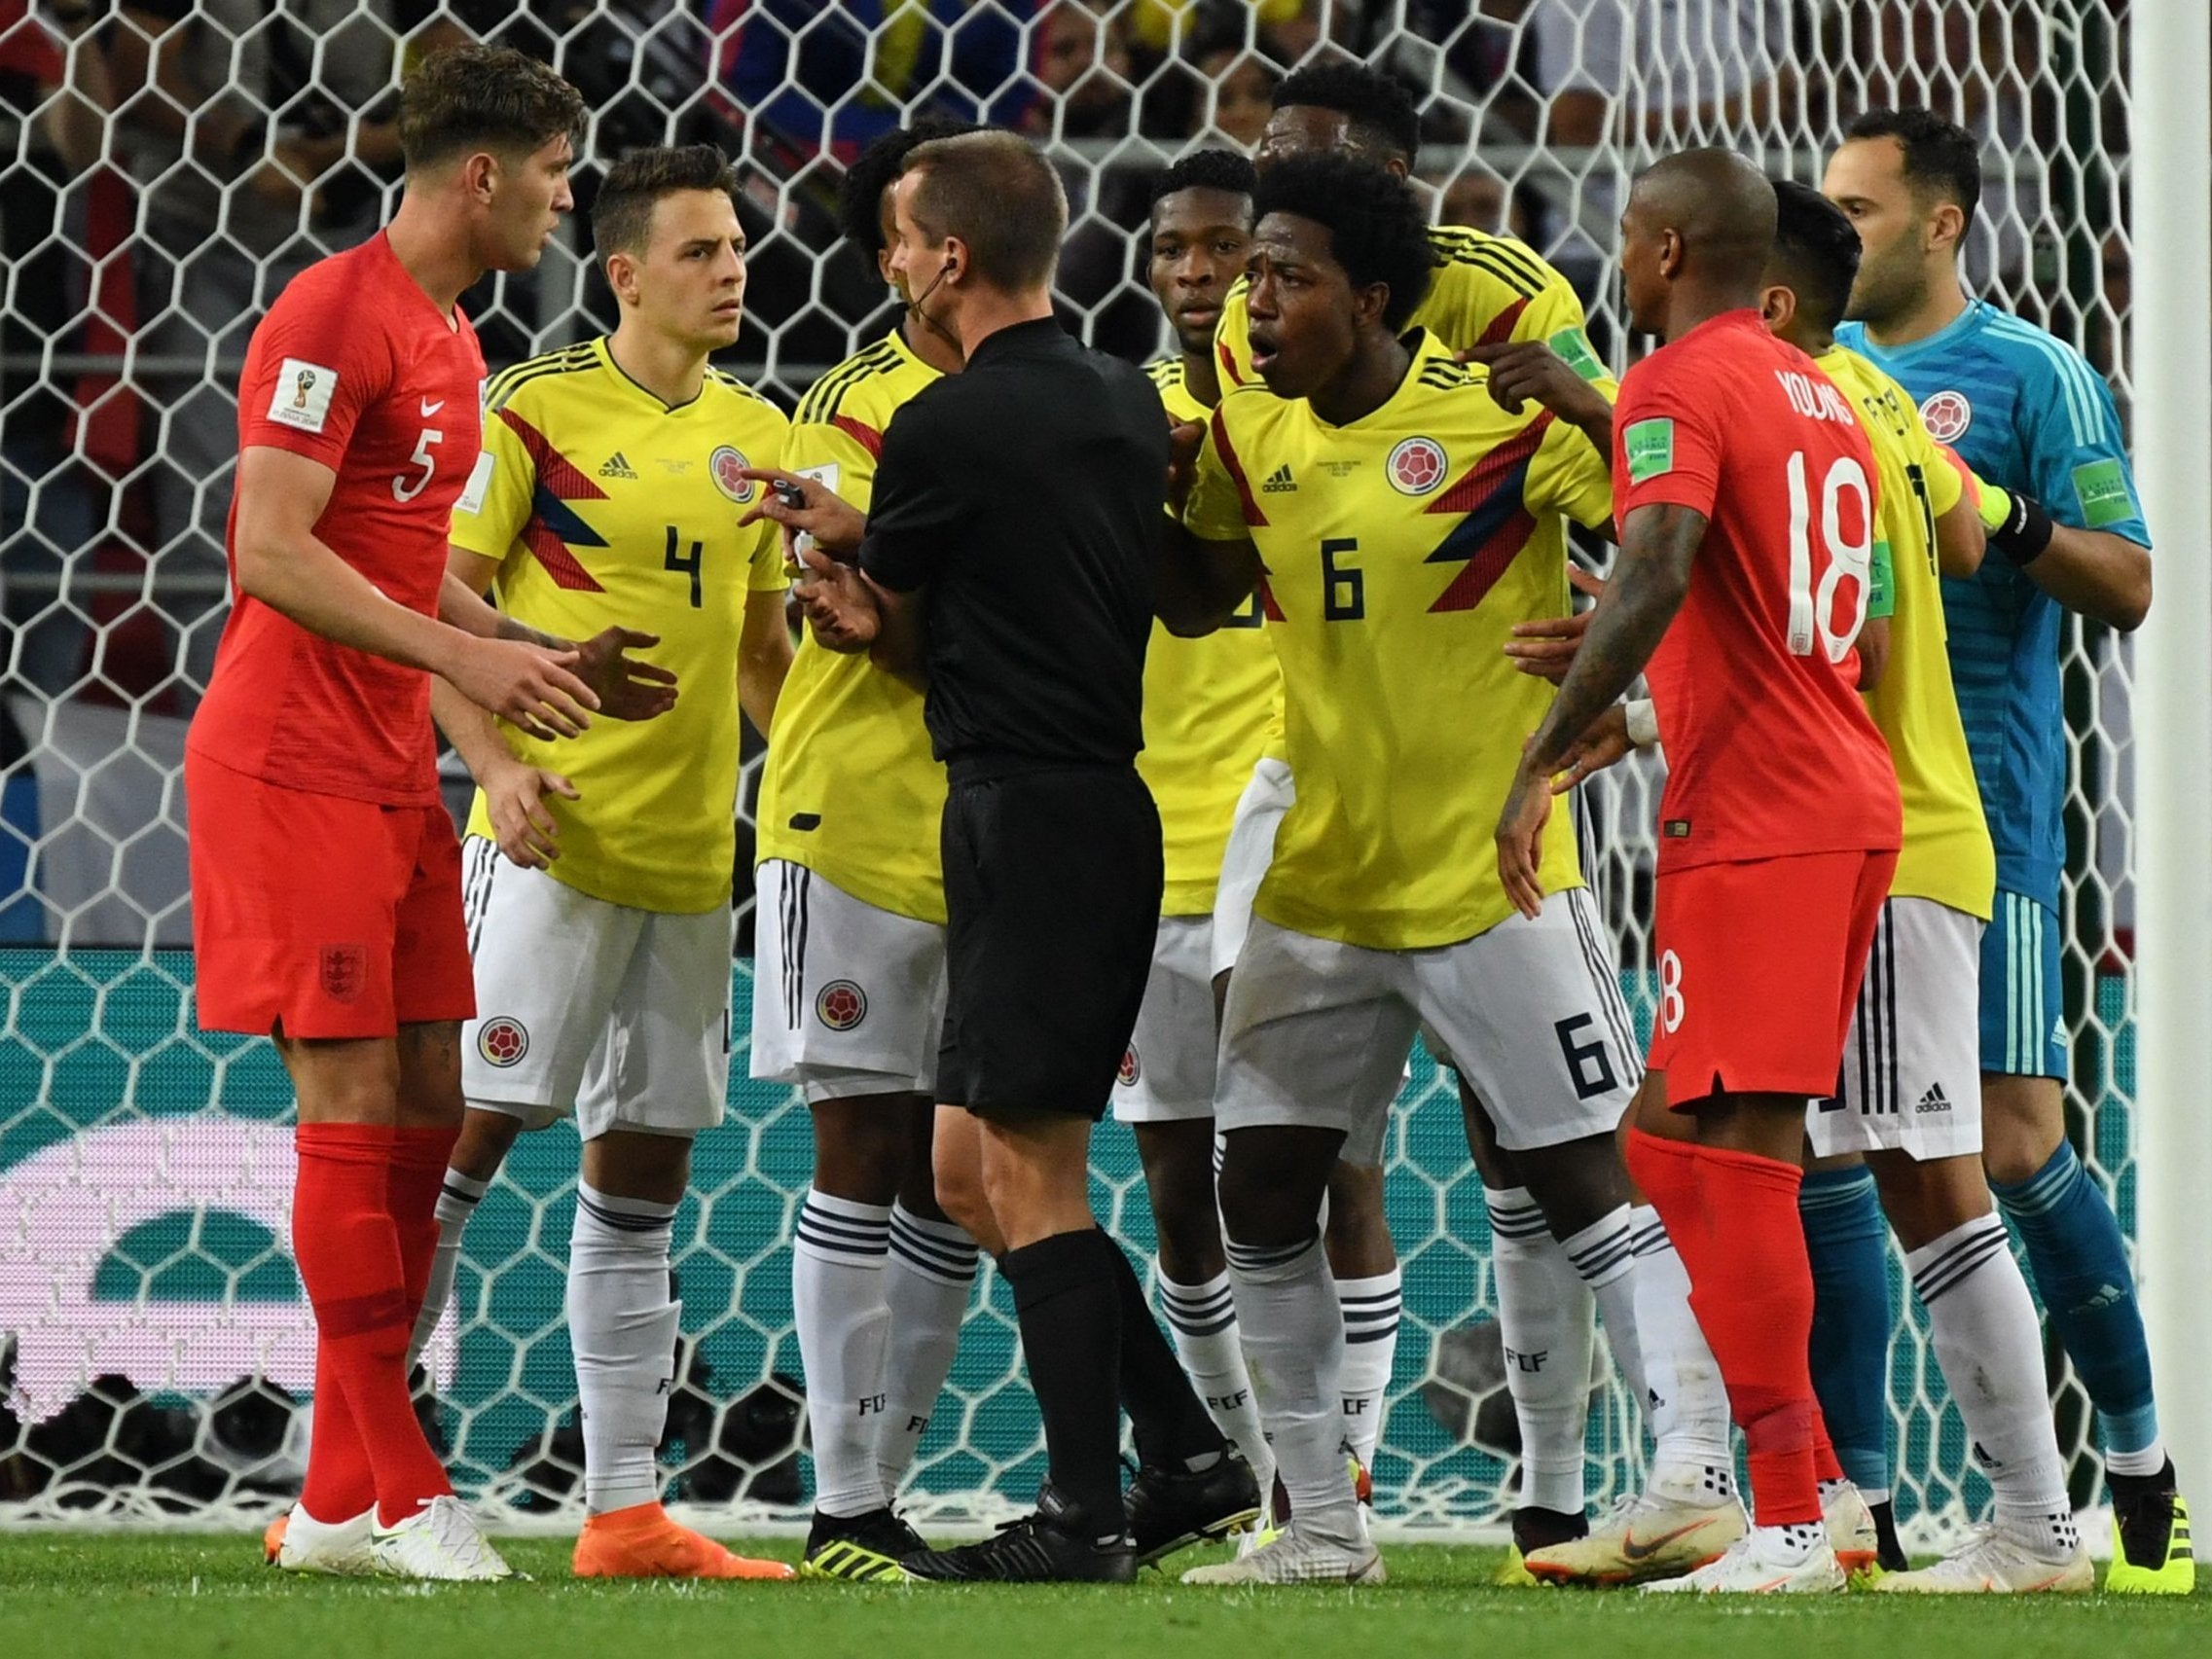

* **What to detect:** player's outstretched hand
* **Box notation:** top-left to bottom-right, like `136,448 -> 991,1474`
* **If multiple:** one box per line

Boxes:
1505,565 -> 1607,682
1462,341 -> 1611,433
792,542 -> 882,653
736,467 -> 867,559
1548,705 -> 1634,792
574,627 -> 679,722
1166,418 -> 1206,513
449,636 -> 598,741
483,755 -> 577,870
1495,753 -> 1555,920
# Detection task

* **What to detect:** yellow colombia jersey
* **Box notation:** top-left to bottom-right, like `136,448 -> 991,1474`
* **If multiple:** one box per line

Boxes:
1215,224 -> 1614,395
451,337 -> 789,915
1819,345 -> 1995,921
1184,331 -> 1614,951
755,330 -> 950,924
1141,358 -> 1279,916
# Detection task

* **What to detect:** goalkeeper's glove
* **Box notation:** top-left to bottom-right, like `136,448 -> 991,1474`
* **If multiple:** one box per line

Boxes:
1976,480 -> 2054,566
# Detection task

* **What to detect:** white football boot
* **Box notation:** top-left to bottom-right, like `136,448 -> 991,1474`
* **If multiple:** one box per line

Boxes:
369,1495 -> 515,1581
1822,1480 -> 1880,1577
1639,1526 -> 1846,1595
1182,1516 -> 1384,1585
1871,1527 -> 2093,1594
268,1503 -> 379,1576
1523,1488 -> 1746,1585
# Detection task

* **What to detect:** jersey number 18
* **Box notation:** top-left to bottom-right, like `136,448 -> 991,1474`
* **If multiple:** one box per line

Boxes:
1784,450 -> 1872,663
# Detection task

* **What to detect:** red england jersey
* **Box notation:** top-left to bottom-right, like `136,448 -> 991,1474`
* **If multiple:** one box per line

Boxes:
189,232 -> 487,807
1613,309 -> 1901,873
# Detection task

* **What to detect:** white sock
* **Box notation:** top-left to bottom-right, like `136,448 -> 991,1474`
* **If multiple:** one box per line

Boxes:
1560,1204 -> 1649,1419
1334,1267 -> 1400,1474
1160,1268 -> 1275,1490
793,1189 -> 893,1519
876,1201 -> 977,1500
569,1180 -> 681,1516
1487,1188 -> 1592,1515
1628,1205 -> 1736,1503
408,1169 -> 488,1369
1757,1520 -> 1825,1566
1226,1233 -> 1360,1540
1907,1213 -> 2080,1559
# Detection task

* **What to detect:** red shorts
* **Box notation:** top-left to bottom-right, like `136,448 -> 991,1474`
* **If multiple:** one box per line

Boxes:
186,748 -> 475,1039
1648,848 -> 1896,1106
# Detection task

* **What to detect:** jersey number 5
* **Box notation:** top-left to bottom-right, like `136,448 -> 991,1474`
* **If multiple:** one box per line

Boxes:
1785,451 -> 1872,662
393,428 -> 442,503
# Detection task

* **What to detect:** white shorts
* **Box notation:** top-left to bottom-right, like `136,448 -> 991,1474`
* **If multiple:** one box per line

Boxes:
749,859 -> 947,1104
1808,896 -> 1984,1161
1210,756 -> 1294,980
1217,888 -> 1639,1166
1113,915 -> 1218,1124
460,839 -> 732,1138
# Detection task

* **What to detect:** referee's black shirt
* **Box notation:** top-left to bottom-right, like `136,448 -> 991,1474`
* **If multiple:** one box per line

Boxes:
857,316 -> 1166,779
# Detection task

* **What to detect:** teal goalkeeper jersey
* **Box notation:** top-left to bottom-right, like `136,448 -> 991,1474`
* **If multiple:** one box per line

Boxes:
1837,301 -> 2149,906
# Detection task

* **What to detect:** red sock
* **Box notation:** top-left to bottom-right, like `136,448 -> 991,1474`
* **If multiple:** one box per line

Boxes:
1811,1409 -> 1845,1486
298,1350 -> 374,1523
293,1124 -> 453,1527
388,1127 -> 460,1332
1682,1141 -> 1821,1527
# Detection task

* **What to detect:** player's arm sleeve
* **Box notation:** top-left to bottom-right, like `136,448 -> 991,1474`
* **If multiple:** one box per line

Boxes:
856,409 -> 962,594
1529,409 -> 1616,531
1867,529 -> 1897,620
789,381 -> 888,516
2023,353 -> 2150,545
1897,395 -> 1963,521
235,282 -> 390,473
1611,374 -> 1722,522
1181,406 -> 1260,543
448,398 -> 534,564
1516,272 -> 1615,393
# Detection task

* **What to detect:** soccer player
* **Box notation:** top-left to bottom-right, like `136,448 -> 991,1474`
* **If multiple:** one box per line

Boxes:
1214,59 -> 1619,1487
1120,149 -> 1278,1498
1824,109 -> 2185,1593
413,145 -> 796,1581
1162,153 -> 1642,1587
1496,149 -> 1901,1595
749,129 -> 1252,1584
751,119 -> 982,1582
190,46 -> 595,1581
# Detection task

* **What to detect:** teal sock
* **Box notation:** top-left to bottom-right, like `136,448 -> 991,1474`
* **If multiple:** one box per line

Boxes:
1800,1167 -> 1892,1497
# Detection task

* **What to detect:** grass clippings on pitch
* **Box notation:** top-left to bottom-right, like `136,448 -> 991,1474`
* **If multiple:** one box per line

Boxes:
0,1533 -> 2206,1659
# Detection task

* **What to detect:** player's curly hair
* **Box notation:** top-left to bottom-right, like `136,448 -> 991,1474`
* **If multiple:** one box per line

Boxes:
1845,107 -> 1981,229
1270,61 -> 1422,166
1769,179 -> 1862,335
1253,153 -> 1435,330
1148,148 -> 1258,213
399,45 -> 587,174
837,117 -> 984,259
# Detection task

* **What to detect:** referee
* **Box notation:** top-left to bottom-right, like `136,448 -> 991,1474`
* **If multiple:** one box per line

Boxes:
746,129 -> 1256,1583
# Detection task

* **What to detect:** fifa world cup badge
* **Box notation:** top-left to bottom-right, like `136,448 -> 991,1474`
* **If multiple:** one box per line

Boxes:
293,368 -> 316,410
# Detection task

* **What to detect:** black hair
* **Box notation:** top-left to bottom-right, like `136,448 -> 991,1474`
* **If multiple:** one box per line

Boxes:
1270,60 -> 1422,165
1253,153 -> 1436,329
1148,148 -> 1258,213
399,45 -> 587,173
836,116 -> 983,258
1843,107 -> 1981,228
1768,178 -> 1862,333
592,144 -> 741,258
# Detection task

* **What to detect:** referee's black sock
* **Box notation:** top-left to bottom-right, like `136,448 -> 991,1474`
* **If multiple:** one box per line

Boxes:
1000,1228 -> 1129,1537
1104,1241 -> 1228,1472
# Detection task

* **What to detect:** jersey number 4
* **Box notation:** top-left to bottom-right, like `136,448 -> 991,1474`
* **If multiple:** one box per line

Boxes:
664,525 -> 705,608
1785,451 -> 1873,662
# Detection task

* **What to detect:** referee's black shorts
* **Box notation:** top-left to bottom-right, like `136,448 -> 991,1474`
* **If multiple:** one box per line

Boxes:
937,761 -> 1162,1121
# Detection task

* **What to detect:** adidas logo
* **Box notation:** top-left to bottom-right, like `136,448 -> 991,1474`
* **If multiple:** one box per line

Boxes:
598,451 -> 638,480
1260,463 -> 1297,493
1914,1082 -> 1953,1115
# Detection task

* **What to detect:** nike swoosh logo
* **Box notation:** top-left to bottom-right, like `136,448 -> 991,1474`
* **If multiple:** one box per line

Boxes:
1621,1521 -> 1715,1561
420,398 -> 445,415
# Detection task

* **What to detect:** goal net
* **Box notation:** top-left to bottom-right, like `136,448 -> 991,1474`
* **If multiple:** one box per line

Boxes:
0,0 -> 2141,1542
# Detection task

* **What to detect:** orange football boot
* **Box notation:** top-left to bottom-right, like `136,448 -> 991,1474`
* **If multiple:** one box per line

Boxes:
572,1502 -> 795,1580
263,1512 -> 289,1564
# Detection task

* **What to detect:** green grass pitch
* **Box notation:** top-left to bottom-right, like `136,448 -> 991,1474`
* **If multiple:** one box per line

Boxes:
2,1534 -> 2207,1659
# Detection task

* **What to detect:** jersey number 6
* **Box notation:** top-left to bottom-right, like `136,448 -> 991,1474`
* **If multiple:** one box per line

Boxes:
1784,450 -> 1873,662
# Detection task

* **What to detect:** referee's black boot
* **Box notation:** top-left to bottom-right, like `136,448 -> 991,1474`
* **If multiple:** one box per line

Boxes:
1126,1451 -> 1263,1566
901,1484 -> 1138,1583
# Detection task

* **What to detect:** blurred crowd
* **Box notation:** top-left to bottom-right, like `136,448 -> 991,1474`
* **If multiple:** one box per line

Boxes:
0,0 -> 2136,725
